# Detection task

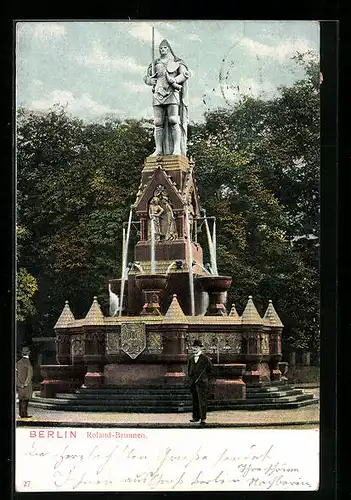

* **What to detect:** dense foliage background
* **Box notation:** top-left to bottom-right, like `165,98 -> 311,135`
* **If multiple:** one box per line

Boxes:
17,53 -> 320,358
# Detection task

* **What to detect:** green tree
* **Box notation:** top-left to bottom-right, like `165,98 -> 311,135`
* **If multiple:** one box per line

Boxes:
17,107 -> 153,334
188,51 -> 320,355
16,225 -> 38,322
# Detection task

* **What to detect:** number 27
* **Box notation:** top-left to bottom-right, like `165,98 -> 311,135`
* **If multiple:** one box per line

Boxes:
23,480 -> 31,487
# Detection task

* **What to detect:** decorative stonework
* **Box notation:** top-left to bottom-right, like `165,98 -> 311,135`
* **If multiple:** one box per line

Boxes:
147,332 -> 163,354
186,331 -> 241,354
71,334 -> 85,356
56,333 -> 72,344
120,322 -> 146,359
261,333 -> 270,355
106,331 -> 120,354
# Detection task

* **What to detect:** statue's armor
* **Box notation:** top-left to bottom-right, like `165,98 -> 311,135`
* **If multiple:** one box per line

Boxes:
153,60 -> 181,106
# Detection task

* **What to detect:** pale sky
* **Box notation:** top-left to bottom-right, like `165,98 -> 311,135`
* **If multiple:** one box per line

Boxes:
16,20 -> 320,124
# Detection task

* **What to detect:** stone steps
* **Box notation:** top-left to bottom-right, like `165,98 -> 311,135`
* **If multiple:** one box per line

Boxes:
29,384 -> 318,412
246,389 -> 305,399
29,398 -> 318,413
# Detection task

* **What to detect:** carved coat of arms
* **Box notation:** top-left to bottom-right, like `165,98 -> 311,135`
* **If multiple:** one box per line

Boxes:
120,322 -> 146,359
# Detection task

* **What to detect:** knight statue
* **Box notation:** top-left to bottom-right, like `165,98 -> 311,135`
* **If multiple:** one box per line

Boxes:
144,38 -> 190,157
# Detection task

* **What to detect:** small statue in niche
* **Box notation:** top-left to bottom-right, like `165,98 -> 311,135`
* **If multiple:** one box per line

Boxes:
160,191 -> 178,240
149,185 -> 178,241
148,196 -> 164,241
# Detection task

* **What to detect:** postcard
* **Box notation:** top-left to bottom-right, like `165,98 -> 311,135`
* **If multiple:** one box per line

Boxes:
15,19 -> 324,493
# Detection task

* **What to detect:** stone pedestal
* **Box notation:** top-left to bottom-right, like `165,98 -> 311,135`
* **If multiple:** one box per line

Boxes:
83,366 -> 104,387
40,364 -> 86,398
278,361 -> 289,383
142,155 -> 189,190
243,358 -> 271,386
269,354 -> 283,382
135,274 -> 168,316
212,363 -> 246,401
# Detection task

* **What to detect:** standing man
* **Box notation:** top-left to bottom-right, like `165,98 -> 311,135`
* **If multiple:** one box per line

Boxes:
186,339 -> 213,425
16,346 -> 33,418
144,39 -> 190,156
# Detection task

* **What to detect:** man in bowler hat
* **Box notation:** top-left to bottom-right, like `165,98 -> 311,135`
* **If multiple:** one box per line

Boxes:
16,346 -> 33,418
186,339 -> 213,425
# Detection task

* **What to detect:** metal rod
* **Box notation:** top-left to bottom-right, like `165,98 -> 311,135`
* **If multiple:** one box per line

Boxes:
150,218 -> 156,274
212,218 -> 217,272
119,206 -> 133,316
152,27 -> 155,75
204,216 -> 218,276
185,209 -> 195,316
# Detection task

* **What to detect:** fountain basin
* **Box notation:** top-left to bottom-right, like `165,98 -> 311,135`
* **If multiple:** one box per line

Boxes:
196,275 -> 232,293
135,273 -> 169,291
196,275 -> 232,316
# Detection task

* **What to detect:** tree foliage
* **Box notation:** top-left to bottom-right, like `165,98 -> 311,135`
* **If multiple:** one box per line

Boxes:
16,225 -> 38,322
17,53 -> 320,355
188,52 -> 320,353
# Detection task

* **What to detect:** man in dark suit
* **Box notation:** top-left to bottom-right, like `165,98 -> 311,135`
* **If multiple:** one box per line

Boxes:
16,346 -> 33,418
186,339 -> 213,425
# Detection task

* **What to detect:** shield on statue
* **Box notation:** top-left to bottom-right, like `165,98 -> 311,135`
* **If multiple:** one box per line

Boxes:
120,322 -> 146,359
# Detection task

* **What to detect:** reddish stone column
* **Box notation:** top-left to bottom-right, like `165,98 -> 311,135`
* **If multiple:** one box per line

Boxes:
263,299 -> 284,382
161,324 -> 188,385
54,300 -> 76,365
269,328 -> 283,381
82,297 -> 106,387
83,331 -> 106,387
242,329 -> 266,386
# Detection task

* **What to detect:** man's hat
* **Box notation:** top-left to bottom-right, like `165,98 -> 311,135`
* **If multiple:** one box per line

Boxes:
21,346 -> 30,355
193,339 -> 203,347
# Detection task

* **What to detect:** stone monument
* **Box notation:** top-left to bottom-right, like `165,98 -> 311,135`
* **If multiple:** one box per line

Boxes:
39,36 -> 292,411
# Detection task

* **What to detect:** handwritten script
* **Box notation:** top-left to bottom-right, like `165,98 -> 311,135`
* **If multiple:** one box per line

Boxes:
16,428 -> 319,492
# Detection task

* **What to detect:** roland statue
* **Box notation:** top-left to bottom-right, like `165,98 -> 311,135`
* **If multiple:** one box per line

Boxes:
144,37 -> 190,157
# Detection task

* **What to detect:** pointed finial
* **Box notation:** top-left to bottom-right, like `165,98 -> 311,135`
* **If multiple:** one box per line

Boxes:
241,295 -> 262,325
84,296 -> 105,326
54,300 -> 75,329
163,295 -> 187,324
263,300 -> 284,328
228,303 -> 241,323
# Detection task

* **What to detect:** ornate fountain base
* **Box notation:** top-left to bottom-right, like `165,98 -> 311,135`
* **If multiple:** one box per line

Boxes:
212,364 -> 247,401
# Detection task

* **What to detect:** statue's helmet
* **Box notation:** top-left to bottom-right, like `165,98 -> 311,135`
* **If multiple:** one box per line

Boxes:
159,39 -> 175,57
